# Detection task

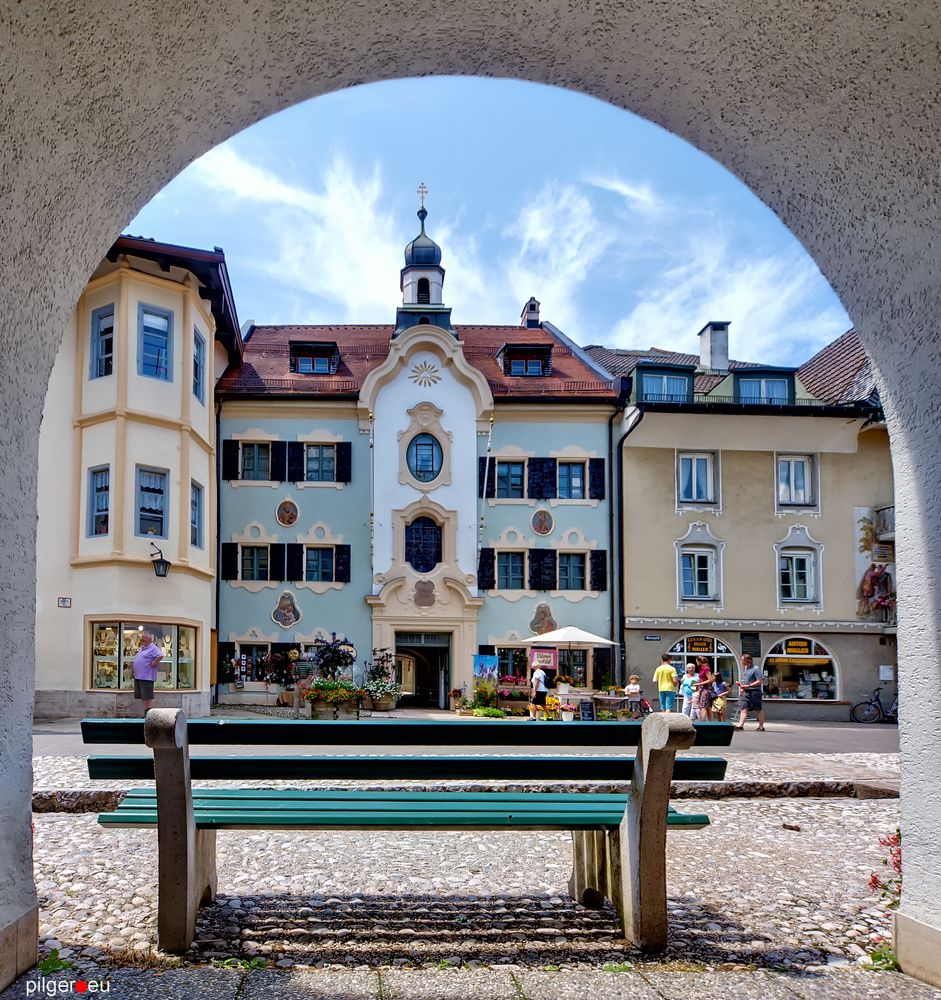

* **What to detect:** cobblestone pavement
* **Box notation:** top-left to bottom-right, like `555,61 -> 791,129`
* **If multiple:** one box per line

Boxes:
27,799 -> 925,983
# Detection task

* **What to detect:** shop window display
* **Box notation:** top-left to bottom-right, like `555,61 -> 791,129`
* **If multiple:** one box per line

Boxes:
91,621 -> 196,690
763,636 -> 837,699
668,635 -> 738,688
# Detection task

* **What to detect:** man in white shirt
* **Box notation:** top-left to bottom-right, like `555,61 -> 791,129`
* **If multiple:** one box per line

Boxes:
530,666 -> 549,720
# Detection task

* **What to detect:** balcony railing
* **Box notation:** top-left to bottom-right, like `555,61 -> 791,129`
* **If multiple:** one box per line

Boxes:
874,504 -> 896,540
640,393 -> 827,407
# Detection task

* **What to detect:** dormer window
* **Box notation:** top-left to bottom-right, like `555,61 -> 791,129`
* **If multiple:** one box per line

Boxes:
734,370 -> 795,404
417,277 -> 431,304
635,365 -> 694,403
290,341 -> 339,375
502,345 -> 552,377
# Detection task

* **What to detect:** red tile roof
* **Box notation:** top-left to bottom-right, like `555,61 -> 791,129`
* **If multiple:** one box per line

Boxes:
796,328 -> 878,405
217,324 -> 617,400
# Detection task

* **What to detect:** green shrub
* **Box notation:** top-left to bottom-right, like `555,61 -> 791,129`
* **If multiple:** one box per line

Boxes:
472,707 -> 506,718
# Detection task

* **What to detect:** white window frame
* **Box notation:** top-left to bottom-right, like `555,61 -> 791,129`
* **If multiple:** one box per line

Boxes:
677,451 -> 718,506
775,453 -> 819,512
679,547 -> 717,600
778,549 -> 817,602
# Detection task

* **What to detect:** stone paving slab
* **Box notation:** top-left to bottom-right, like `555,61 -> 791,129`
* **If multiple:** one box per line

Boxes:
4,966 -> 941,999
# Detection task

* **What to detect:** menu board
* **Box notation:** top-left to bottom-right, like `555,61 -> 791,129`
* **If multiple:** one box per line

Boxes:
578,701 -> 596,721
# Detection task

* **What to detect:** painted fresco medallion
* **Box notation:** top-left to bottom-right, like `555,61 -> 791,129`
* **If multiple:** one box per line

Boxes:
272,591 -> 301,629
530,603 -> 557,635
276,499 -> 299,527
531,509 -> 554,535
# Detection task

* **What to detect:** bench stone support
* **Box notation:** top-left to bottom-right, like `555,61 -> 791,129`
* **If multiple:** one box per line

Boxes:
144,709 -> 217,953
608,713 -> 695,952
568,829 -> 607,909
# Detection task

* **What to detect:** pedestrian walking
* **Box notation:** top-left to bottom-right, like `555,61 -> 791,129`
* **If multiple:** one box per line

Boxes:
696,655 -> 715,721
529,664 -> 548,720
734,653 -> 766,731
653,654 -> 679,713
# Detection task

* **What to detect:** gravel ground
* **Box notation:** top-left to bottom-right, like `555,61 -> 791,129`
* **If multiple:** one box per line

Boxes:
33,798 -> 908,974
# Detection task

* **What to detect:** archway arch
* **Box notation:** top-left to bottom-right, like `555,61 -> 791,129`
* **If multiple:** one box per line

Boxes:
1,2 -> 938,988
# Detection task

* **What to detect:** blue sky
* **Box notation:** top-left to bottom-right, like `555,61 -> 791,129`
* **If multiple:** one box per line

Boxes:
129,77 -> 850,366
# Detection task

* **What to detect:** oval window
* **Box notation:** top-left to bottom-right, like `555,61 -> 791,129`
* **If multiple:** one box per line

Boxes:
406,433 -> 443,483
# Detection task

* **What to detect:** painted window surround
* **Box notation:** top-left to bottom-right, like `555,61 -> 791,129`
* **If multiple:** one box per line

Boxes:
675,449 -> 722,514
398,403 -> 453,492
773,523 -> 824,611
774,452 -> 822,515
674,521 -> 725,610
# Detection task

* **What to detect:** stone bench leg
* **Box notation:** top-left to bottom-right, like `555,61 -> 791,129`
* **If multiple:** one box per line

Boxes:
144,708 -> 217,953
569,829 -> 607,908
608,713 -> 695,952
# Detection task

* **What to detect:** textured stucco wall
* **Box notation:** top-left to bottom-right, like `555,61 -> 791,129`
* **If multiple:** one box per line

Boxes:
0,0 -> 938,969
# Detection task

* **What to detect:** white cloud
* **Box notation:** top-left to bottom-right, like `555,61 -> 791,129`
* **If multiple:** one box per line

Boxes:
501,183 -> 615,334
582,173 -> 662,214
608,235 -> 850,365
190,146 -> 402,323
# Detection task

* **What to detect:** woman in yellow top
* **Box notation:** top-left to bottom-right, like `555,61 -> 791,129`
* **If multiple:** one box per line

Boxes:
652,653 -> 679,712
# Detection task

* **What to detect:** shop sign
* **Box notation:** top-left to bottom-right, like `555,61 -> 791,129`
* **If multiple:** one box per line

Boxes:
56,597 -> 71,608
685,636 -> 715,654
529,647 -> 558,670
783,637 -> 812,656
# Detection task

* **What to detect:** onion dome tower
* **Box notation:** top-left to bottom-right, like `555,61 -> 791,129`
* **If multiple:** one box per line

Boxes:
395,182 -> 454,336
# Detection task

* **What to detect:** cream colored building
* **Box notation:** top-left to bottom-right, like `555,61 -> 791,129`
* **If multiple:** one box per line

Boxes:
589,326 -> 895,720
34,237 -> 242,717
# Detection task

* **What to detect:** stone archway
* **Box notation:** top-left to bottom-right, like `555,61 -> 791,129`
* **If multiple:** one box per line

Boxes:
1,0 -> 938,987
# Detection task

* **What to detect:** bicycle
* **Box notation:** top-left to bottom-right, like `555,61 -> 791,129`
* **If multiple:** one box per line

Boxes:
850,685 -> 899,724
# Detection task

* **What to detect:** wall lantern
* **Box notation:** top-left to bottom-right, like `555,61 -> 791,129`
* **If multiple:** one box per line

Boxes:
150,542 -> 171,579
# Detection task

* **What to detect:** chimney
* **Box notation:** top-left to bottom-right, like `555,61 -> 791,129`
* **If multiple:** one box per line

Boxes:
520,297 -> 541,328
698,321 -> 730,372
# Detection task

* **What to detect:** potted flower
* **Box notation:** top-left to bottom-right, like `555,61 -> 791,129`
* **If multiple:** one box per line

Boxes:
305,677 -> 363,719
560,702 -> 577,722
556,673 -> 574,695
363,648 -> 401,711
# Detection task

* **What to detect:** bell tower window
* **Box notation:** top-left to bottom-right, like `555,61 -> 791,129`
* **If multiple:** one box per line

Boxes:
417,277 -> 431,304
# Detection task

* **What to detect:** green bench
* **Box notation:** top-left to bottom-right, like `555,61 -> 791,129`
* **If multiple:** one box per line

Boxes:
81,711 -> 733,954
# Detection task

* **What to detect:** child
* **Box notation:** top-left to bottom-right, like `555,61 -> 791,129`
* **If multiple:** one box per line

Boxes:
625,674 -> 642,715
711,673 -> 730,722
680,663 -> 699,718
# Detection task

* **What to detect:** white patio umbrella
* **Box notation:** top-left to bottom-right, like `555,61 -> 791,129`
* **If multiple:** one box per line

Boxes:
520,626 -> 617,647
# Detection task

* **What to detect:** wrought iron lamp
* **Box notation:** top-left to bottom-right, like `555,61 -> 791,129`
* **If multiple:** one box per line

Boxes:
149,541 -> 171,578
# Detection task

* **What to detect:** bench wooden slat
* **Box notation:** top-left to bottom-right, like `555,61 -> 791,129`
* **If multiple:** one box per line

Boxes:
86,754 -> 729,783
81,717 -> 734,748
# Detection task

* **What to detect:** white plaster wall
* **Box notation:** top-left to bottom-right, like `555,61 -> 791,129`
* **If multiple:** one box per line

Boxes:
372,349 -> 478,583
0,0 -> 938,979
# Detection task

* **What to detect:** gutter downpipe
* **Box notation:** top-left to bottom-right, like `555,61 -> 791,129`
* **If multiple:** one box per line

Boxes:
611,393 -> 645,686
607,377 -> 633,685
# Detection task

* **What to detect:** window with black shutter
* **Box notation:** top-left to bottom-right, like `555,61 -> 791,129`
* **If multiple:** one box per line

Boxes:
270,441 -> 287,483
220,543 -> 239,580
221,440 -> 240,480
334,544 -> 351,583
287,442 -> 305,482
527,458 -> 557,500
335,442 -> 352,483
269,543 -> 286,582
589,549 -> 608,591
528,549 -> 557,591
477,547 -> 496,590
588,458 -> 606,500
478,457 -> 496,498
477,644 -> 496,656
286,543 -> 304,581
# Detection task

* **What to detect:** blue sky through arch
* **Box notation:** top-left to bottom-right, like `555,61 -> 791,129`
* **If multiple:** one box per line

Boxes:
129,76 -> 850,366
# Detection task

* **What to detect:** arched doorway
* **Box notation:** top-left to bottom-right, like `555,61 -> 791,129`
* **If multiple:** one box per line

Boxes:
1,3 -> 939,989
